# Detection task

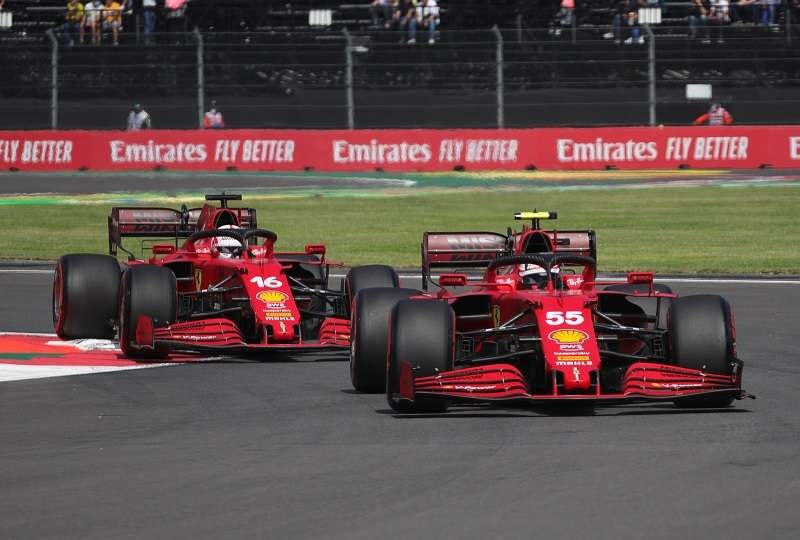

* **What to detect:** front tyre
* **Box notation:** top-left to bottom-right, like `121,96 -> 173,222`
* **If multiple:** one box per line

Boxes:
119,266 -> 177,360
350,287 -> 419,393
53,254 -> 120,339
387,299 -> 455,413
669,294 -> 736,408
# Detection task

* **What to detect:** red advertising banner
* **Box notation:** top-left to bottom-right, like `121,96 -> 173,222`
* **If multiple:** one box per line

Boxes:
1,126 -> 800,172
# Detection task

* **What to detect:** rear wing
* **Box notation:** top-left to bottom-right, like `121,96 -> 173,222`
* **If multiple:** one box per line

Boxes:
543,230 -> 597,260
421,232 -> 510,290
108,206 -> 257,257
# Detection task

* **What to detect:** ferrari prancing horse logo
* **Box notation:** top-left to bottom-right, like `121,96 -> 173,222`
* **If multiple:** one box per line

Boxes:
194,269 -> 202,290
492,305 -> 501,327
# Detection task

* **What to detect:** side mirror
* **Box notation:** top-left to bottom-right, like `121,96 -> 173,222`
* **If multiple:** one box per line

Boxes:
305,244 -> 326,256
439,273 -> 468,287
151,244 -> 176,255
627,271 -> 654,285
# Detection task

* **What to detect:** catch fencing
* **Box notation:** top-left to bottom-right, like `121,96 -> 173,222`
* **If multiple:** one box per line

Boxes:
2,25 -> 800,130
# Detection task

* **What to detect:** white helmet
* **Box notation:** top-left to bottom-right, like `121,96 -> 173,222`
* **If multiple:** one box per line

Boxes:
214,224 -> 243,258
519,263 -> 560,288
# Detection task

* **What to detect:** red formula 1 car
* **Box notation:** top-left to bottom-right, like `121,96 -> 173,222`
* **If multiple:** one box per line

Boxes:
348,211 -> 748,413
52,193 -> 353,359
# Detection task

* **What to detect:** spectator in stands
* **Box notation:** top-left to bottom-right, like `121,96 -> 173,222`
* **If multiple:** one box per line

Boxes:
693,103 -> 733,125
607,0 -> 643,44
789,0 -> 800,23
102,0 -> 123,46
203,101 -> 225,129
392,0 -> 418,43
127,103 -> 152,130
142,0 -> 158,44
709,0 -> 730,43
418,0 -> 440,44
165,0 -> 188,36
688,0 -> 711,42
759,0 -> 779,26
56,0 -> 84,46
553,0 -> 575,37
82,0 -> 105,45
370,0 -> 394,28
730,0 -> 758,24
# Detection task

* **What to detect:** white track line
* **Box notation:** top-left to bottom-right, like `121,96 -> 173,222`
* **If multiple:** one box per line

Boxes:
2,268 -> 798,284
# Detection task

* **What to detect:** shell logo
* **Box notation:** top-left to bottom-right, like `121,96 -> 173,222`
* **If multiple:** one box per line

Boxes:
548,329 -> 589,344
257,291 -> 288,303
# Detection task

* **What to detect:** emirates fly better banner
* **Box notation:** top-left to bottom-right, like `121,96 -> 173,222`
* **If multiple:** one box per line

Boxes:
2,126 -> 800,171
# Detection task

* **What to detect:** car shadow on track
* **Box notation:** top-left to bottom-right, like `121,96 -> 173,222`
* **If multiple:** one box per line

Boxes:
374,404 -> 752,418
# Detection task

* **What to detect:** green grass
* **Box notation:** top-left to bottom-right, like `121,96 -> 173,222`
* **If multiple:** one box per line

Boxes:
2,185 -> 799,273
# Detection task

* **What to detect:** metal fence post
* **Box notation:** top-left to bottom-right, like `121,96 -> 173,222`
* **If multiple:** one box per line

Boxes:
786,9 -> 792,45
492,25 -> 504,129
644,24 -> 656,126
46,29 -> 58,130
343,28 -> 354,130
194,29 -> 204,129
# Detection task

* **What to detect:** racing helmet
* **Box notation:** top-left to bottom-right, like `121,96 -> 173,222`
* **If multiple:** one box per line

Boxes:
519,263 -> 560,289
213,224 -> 243,258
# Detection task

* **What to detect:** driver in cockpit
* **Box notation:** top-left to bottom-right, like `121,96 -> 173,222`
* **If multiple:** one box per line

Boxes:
213,224 -> 243,258
519,263 -> 560,289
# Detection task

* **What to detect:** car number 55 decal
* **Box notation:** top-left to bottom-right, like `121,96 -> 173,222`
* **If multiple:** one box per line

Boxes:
545,311 -> 584,325
250,276 -> 283,288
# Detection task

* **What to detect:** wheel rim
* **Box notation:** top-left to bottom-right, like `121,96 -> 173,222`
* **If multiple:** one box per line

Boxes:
52,264 -> 64,333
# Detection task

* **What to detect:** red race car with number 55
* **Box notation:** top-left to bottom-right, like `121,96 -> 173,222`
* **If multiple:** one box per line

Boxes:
52,193 -> 353,359
347,211 -> 750,413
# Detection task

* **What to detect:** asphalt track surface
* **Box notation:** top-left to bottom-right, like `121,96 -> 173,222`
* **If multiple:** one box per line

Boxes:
1,268 -> 799,540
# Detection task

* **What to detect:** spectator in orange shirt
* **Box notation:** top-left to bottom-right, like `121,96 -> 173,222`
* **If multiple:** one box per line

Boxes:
102,0 -> 123,45
693,103 -> 734,125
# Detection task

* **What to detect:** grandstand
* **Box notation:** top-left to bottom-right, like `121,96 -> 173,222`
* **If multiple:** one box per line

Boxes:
1,1 -> 799,129
2,1 -> 797,40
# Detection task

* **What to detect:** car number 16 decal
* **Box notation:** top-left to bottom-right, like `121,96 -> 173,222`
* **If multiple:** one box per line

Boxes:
250,276 -> 283,288
545,311 -> 584,325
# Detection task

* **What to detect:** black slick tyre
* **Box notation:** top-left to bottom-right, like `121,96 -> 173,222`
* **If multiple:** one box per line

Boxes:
53,254 -> 120,339
350,287 -> 419,393
119,265 -> 177,360
344,264 -> 399,316
669,294 -> 736,408
387,299 -> 454,414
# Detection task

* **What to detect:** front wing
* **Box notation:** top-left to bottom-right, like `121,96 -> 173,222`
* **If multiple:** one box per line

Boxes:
396,361 -> 748,406
133,316 -> 350,355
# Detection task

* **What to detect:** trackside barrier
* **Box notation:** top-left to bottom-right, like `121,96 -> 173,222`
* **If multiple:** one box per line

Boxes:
1,127 -> 800,172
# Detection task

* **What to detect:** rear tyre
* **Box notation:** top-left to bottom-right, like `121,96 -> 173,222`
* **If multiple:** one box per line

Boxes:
344,264 -> 399,316
53,254 -> 120,339
350,287 -> 419,393
669,294 -> 736,408
119,266 -> 177,360
387,299 -> 454,413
